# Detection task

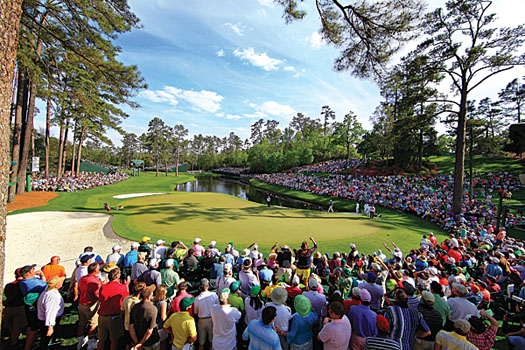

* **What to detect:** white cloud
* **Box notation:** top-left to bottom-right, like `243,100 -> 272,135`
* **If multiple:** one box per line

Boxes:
215,112 -> 225,117
257,0 -> 274,7
139,86 -> 223,113
294,68 -> 306,78
254,101 -> 295,117
310,32 -> 326,50
284,66 -> 295,72
216,49 -> 225,57
233,48 -> 283,71
224,22 -> 246,36
243,111 -> 268,119
225,114 -> 242,120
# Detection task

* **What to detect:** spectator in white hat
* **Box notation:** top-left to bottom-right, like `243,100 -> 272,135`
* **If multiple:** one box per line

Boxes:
192,238 -> 205,258
152,240 -> 166,260
137,258 -> 162,287
124,242 -> 140,276
209,241 -> 220,257
448,283 -> 479,322
160,259 -> 180,294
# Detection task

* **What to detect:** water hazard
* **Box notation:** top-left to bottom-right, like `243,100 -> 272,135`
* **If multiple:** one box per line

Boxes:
176,175 -> 325,211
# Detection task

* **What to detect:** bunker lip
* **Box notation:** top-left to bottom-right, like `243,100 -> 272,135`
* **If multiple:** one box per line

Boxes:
4,211 -> 131,285
112,192 -> 168,199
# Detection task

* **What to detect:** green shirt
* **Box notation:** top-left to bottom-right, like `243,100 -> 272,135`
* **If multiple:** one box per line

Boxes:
228,294 -> 245,312
433,293 -> 450,326
160,268 -> 180,288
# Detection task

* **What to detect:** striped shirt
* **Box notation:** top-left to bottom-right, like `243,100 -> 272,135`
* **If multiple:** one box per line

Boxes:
385,304 -> 430,350
364,337 -> 401,350
435,330 -> 478,350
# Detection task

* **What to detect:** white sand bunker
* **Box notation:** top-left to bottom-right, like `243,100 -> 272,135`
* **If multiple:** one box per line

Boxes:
113,192 -> 167,199
5,211 -> 131,284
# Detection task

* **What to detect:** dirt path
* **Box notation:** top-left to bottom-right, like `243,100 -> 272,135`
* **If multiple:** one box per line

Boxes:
7,191 -> 59,213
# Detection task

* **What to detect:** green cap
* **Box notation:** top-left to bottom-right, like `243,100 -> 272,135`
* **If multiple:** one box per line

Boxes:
294,295 -> 312,316
230,280 -> 241,293
180,297 -> 195,311
250,285 -> 261,297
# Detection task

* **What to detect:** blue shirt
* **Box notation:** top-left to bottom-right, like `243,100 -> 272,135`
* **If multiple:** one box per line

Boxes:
222,253 -> 235,266
243,319 -> 282,350
287,312 -> 318,345
385,304 -> 430,350
19,277 -> 47,296
259,268 -> 273,283
348,304 -> 378,337
124,250 -> 139,268
210,263 -> 224,279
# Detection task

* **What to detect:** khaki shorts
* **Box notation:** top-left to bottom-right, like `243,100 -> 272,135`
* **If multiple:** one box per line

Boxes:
197,318 -> 213,345
4,305 -> 28,331
295,268 -> 311,283
78,302 -> 99,331
98,314 -> 124,342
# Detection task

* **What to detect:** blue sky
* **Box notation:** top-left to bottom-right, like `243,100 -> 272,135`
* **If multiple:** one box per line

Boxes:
35,0 -> 525,145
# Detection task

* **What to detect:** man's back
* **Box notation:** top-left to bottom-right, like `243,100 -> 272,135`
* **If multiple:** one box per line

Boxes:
130,301 -> 159,346
211,304 -> 241,350
435,330 -> 478,350
318,315 -> 352,350
163,311 -> 197,349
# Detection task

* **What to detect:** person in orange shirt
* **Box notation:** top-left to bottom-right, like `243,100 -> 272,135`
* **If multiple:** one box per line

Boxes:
41,256 -> 66,281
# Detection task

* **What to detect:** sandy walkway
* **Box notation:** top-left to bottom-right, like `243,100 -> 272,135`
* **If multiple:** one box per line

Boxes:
5,212 -> 131,284
7,191 -> 59,213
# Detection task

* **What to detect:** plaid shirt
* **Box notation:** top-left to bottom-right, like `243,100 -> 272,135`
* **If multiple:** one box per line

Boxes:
467,324 -> 497,350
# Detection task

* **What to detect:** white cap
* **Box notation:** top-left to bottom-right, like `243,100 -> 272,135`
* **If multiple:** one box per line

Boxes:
156,239 -> 165,245
350,243 -> 356,249
165,259 -> 174,268
149,258 -> 159,268
209,240 -> 216,247
112,245 -> 122,251
131,242 -> 140,249
448,257 -> 456,264
253,244 -> 258,249
194,238 -> 202,243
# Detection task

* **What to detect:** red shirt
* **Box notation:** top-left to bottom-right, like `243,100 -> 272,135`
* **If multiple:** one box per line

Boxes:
429,236 -> 438,246
171,290 -> 194,316
286,286 -> 302,300
448,249 -> 462,263
78,274 -> 102,306
467,324 -> 497,350
98,280 -> 129,316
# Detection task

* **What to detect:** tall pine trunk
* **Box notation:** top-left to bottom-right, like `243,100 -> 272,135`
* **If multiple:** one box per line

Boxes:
71,120 -> 78,175
57,117 -> 65,178
0,0 -> 25,329
452,89 -> 468,215
76,126 -> 86,174
45,96 -> 51,177
16,79 -> 36,195
165,160 -> 168,176
61,117 -> 70,175
8,70 -> 26,202
176,149 -> 180,177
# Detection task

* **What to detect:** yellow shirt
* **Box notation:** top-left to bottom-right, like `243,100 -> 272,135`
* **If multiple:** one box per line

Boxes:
164,311 -> 197,349
121,295 -> 141,330
435,330 -> 477,350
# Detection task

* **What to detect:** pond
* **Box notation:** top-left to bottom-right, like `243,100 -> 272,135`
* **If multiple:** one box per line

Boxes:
176,175 -> 325,211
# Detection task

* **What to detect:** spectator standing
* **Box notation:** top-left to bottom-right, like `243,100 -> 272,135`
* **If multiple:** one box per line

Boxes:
434,319 -> 477,350
4,268 -> 28,347
466,310 -> 499,350
121,282 -> 146,350
384,288 -> 430,350
318,301 -> 352,350
286,295 -> 318,349
163,297 -> 197,350
239,258 -> 260,297
160,259 -> 179,296
106,246 -> 125,270
243,306 -> 282,349
130,252 -> 148,282
77,262 -> 102,350
216,263 -> 235,293
129,285 -> 160,350
41,256 -> 66,281
448,283 -> 480,322
267,287 -> 292,349
211,288 -> 242,350
364,315 -> 401,350
303,278 -> 326,318
138,258 -> 162,287
36,276 -> 65,350
430,282 -> 450,327
415,292 -> 443,350
191,238 -> 205,257
138,236 -> 152,258
228,281 -> 245,312
97,268 -> 129,350
124,242 -> 140,276
151,240 -> 166,260
171,281 -> 194,316
294,237 -> 318,283
194,278 -> 219,350
348,289 -> 377,349
245,286 -> 265,326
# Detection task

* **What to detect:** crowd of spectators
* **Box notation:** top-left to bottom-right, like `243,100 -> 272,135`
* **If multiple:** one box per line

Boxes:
292,159 -> 367,174
31,172 -> 129,192
5,228 -> 525,350
254,171 -> 523,231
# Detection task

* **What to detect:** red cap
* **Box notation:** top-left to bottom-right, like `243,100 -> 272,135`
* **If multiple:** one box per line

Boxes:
376,315 -> 389,332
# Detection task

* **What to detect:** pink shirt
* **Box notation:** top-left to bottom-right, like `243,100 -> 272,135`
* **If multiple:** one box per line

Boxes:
192,244 -> 205,257
319,315 -> 352,350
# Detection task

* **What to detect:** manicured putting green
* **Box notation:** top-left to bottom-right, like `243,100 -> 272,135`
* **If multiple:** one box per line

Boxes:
114,191 -> 445,255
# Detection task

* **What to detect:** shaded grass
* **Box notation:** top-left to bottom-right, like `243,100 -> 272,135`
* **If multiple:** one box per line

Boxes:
114,191 -> 447,256
428,155 -> 524,174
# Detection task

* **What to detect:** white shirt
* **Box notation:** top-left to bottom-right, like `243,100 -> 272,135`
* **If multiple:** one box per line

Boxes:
216,276 -> 235,294
75,265 -> 88,283
244,297 -> 264,325
211,304 -> 242,350
448,297 -> 480,322
265,302 -> 292,332
106,252 -> 124,265
37,289 -> 64,327
152,246 -> 167,259
194,290 -> 219,318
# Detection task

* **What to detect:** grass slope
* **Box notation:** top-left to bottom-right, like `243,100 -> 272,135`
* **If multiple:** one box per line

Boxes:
9,173 -> 196,215
428,155 -> 524,174
114,189 -> 447,256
